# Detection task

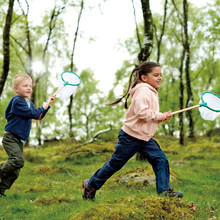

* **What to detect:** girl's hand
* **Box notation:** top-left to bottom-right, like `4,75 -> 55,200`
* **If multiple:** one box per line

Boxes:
158,112 -> 172,123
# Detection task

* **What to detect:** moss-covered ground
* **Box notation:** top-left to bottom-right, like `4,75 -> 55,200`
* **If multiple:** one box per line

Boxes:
0,135 -> 219,219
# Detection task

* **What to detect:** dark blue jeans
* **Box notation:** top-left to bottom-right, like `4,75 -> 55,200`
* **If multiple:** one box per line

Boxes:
89,129 -> 171,193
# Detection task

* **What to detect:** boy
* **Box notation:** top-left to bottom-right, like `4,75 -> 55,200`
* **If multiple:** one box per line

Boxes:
0,74 -> 55,197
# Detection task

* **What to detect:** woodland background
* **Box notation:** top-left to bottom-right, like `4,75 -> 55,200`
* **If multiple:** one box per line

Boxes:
0,1 -> 220,219
0,0 -> 220,145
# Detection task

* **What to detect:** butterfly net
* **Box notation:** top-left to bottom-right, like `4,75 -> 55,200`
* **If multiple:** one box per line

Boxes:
58,72 -> 81,100
199,92 -> 220,121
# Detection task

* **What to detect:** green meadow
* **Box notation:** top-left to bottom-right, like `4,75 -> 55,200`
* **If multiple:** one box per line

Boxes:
0,134 -> 219,219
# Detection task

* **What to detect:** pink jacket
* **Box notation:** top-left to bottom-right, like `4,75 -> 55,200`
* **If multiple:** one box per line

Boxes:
122,83 -> 166,141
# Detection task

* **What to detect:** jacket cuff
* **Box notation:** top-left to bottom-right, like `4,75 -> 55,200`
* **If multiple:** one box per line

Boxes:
155,112 -> 166,121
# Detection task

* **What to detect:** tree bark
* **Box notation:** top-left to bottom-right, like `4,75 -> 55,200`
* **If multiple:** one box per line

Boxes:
155,0 -> 168,63
0,0 -> 15,97
179,48 -> 185,145
183,0 -> 194,139
138,0 -> 153,63
131,0 -> 141,50
136,0 -> 153,161
68,0 -> 84,141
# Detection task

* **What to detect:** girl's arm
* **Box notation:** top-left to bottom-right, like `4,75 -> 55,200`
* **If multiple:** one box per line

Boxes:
133,87 -> 168,122
157,112 -> 172,123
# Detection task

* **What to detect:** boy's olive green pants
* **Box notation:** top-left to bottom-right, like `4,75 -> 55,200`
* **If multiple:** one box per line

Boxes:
0,133 -> 25,193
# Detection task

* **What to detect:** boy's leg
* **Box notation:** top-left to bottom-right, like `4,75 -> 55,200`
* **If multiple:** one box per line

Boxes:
0,133 -> 24,192
88,130 -> 142,190
139,138 -> 171,193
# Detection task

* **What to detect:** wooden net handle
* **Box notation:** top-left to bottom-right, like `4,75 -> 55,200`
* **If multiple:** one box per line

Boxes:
54,84 -> 65,96
171,104 -> 200,115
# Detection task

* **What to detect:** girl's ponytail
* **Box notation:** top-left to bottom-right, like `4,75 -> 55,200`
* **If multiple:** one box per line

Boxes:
107,61 -> 160,109
107,67 -> 138,109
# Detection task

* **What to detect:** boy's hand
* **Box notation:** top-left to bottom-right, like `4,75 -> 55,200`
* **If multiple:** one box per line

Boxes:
48,94 -> 56,104
42,94 -> 56,110
43,102 -> 50,110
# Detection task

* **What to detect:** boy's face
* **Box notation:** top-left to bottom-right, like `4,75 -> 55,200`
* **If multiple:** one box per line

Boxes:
14,79 -> 32,99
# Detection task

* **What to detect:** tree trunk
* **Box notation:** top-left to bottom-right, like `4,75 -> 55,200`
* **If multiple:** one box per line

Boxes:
183,0 -> 195,140
131,0 -> 141,50
136,0 -> 153,161
138,0 -> 153,63
68,95 -> 75,141
179,48 -> 185,145
68,0 -> 84,141
0,0 -> 15,97
155,0 -> 168,64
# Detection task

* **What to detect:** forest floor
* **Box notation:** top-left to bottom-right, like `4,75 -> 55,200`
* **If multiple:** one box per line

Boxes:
0,134 -> 219,219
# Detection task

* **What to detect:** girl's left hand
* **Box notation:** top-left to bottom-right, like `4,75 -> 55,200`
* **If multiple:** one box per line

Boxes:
158,112 -> 172,123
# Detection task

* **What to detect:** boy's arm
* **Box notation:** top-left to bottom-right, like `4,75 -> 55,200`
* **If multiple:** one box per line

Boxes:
11,98 -> 48,119
36,94 -> 56,121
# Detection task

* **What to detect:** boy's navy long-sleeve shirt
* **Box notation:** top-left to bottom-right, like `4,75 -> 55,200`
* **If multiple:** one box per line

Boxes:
5,96 -> 50,141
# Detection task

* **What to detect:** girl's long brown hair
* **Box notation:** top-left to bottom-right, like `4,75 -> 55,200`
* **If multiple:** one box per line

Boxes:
107,61 -> 160,109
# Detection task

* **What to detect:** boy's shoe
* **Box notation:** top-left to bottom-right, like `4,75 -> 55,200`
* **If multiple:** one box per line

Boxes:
82,179 -> 96,200
159,189 -> 183,198
0,193 -> 6,198
0,189 -> 6,197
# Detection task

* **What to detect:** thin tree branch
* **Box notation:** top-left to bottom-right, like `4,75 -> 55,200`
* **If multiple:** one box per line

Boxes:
131,0 -> 141,50
11,41 -> 29,74
10,35 -> 29,54
70,0 -> 84,70
65,124 -> 113,160
171,0 -> 184,26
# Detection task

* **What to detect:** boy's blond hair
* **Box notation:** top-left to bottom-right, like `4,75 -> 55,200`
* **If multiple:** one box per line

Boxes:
13,74 -> 32,87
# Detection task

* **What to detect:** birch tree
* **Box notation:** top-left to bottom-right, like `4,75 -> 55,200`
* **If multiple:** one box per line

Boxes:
0,0 -> 15,97
68,0 -> 84,141
138,0 -> 153,63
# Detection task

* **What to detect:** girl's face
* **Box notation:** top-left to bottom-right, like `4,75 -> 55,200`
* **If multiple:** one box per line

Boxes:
14,79 -> 32,100
141,67 -> 162,88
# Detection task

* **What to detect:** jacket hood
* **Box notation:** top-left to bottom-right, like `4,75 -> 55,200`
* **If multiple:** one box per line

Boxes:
129,83 -> 158,97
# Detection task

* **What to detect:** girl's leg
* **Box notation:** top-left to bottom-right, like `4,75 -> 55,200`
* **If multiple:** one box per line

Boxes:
89,130 -> 141,190
139,138 -> 171,193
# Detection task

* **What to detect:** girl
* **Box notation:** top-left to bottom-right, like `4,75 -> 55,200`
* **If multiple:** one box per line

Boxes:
82,61 -> 183,200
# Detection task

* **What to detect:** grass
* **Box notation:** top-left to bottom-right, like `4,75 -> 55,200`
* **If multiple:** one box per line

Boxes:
0,136 -> 219,219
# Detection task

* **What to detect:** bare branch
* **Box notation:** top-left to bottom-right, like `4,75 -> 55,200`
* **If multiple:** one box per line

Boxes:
171,0 -> 184,26
156,0 -> 168,63
11,41 -> 29,74
70,0 -> 84,70
65,124 -> 113,160
10,35 -> 28,53
131,0 -> 141,50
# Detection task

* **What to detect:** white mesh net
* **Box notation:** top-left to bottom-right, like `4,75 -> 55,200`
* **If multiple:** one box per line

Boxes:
62,71 -> 81,85
58,72 -> 81,100
199,92 -> 220,121
58,85 -> 77,100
